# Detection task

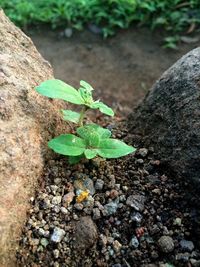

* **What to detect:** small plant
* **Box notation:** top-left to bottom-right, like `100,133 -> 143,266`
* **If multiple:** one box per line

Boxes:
36,79 -> 135,164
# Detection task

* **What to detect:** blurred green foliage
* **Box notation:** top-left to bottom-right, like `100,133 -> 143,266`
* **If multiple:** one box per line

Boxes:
0,0 -> 200,40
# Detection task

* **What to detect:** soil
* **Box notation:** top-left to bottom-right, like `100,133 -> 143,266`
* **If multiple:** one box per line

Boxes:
16,28 -> 200,266
29,26 -> 199,111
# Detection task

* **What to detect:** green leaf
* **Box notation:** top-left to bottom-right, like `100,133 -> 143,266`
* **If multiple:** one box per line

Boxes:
77,124 -> 100,147
97,139 -> 135,158
84,124 -> 111,139
48,134 -> 86,156
36,79 -> 84,105
91,101 -> 114,116
80,80 -> 94,92
61,109 -> 80,123
68,154 -> 84,164
84,149 -> 97,159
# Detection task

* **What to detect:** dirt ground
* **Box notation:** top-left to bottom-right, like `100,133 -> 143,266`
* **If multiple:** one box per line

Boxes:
30,27 -> 199,112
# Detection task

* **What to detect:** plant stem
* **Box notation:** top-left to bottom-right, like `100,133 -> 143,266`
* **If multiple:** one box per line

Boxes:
78,106 -> 87,126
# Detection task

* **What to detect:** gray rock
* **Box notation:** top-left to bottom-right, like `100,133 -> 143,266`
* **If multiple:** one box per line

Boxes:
176,252 -> 190,262
180,239 -> 194,252
74,216 -> 98,251
130,211 -> 143,224
74,203 -> 84,210
158,236 -> 174,253
126,194 -> 146,211
128,48 -> 200,187
93,208 -> 101,220
64,28 -> 73,38
103,201 -> 119,216
84,178 -> 95,195
53,249 -> 60,259
95,179 -> 104,190
40,238 -> 49,247
130,235 -> 139,248
50,227 -> 65,243
137,148 -> 148,158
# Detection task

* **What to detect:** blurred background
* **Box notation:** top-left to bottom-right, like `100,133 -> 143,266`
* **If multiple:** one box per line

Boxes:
1,0 -> 200,111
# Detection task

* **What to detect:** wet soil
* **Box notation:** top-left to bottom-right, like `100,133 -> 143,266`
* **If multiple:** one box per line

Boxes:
30,27 -> 199,111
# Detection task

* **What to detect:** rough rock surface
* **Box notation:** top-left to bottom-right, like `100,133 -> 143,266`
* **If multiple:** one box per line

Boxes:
0,10 -> 68,266
128,47 -> 200,187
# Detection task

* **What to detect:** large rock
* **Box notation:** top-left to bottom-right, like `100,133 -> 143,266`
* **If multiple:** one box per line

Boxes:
128,48 -> 200,186
0,10 -> 69,266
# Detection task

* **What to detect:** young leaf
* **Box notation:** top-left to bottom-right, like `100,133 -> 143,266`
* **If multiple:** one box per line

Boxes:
97,139 -> 135,158
80,80 -> 94,92
36,79 -> 84,105
68,154 -> 84,164
82,124 -> 111,139
77,125 -> 100,147
91,101 -> 114,116
61,109 -> 80,123
48,134 -> 86,156
84,149 -> 97,159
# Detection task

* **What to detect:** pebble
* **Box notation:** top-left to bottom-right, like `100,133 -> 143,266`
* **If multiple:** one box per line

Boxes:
40,238 -> 49,247
113,240 -> 122,253
53,249 -> 60,259
50,227 -> 65,243
103,201 -> 119,216
93,208 -> 101,220
60,207 -> 69,215
52,196 -> 62,205
84,178 -> 95,195
137,148 -> 148,158
130,211 -> 143,224
62,192 -> 75,207
74,203 -> 84,210
95,179 -> 104,190
130,235 -> 139,248
158,236 -> 174,253
126,194 -> 146,211
173,217 -> 182,226
176,252 -> 190,262
64,27 -> 73,38
180,239 -> 194,252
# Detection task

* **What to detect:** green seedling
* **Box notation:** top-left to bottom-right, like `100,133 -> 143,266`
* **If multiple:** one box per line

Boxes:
36,79 -> 135,164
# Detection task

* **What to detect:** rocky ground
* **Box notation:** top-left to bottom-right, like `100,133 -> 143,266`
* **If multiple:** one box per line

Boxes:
16,117 -> 200,267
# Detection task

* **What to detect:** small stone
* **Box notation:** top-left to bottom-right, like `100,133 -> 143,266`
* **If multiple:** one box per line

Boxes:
60,207 -> 69,215
93,208 -> 101,220
138,148 -> 148,158
176,252 -> 190,262
95,179 -> 104,190
100,234 -> 107,246
180,239 -> 194,252
130,235 -> 139,248
126,194 -> 146,211
53,249 -> 60,259
122,186 -> 128,192
74,203 -> 84,210
103,201 -> 119,216
64,27 -> 73,38
112,264 -> 122,267
50,227 -> 65,243
113,240 -> 122,253
62,192 -> 75,207
136,159 -> 144,164
84,178 -> 95,195
54,178 -> 61,185
110,189 -> 119,199
30,238 -> 40,246
174,217 -> 182,226
191,259 -> 200,267
52,196 -> 62,205
152,188 -> 161,195
130,212 -> 143,224
158,236 -> 174,253
40,238 -> 49,247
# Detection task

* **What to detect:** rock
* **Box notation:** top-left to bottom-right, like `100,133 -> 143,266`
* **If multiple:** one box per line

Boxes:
103,201 -> 119,216
64,28 -> 73,38
180,239 -> 194,252
93,208 -> 101,220
128,48 -> 200,187
62,192 -> 75,207
176,252 -> 190,262
0,10 -> 69,266
95,179 -> 104,190
137,148 -> 148,158
74,216 -> 98,251
158,236 -> 174,253
130,212 -> 143,224
52,196 -> 62,205
40,238 -> 49,247
53,249 -> 60,259
84,178 -> 95,195
74,203 -> 84,211
50,227 -> 65,243
113,240 -> 122,253
126,194 -> 146,211
130,235 -> 139,248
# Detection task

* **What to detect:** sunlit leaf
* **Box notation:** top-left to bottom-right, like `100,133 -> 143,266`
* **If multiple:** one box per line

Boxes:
61,109 -> 80,123
84,149 -> 97,159
80,80 -> 94,92
97,139 -> 135,158
77,124 -> 100,147
48,134 -> 86,156
36,79 -> 84,105
91,101 -> 114,116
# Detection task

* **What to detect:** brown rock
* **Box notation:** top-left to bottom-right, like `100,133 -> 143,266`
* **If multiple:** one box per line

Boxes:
0,10 -> 69,266
74,216 -> 98,251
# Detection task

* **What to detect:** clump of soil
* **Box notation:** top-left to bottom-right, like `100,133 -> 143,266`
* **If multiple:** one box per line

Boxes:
17,119 -> 200,267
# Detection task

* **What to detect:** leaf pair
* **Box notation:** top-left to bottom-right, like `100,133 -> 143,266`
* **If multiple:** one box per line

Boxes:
36,79 -> 114,117
48,124 -> 135,163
